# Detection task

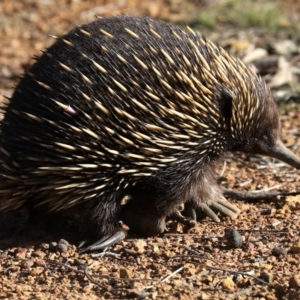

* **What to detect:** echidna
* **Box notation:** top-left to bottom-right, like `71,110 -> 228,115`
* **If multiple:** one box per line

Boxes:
1,15 -> 299,252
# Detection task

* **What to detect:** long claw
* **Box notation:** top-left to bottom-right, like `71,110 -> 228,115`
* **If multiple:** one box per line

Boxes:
171,208 -> 197,227
210,201 -> 238,219
78,240 -> 88,248
202,205 -> 221,222
79,229 -> 127,253
182,204 -> 197,221
181,195 -> 240,225
78,234 -> 112,250
216,198 -> 241,213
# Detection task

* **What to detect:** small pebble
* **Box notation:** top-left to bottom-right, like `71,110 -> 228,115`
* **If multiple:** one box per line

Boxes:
49,242 -> 58,252
120,268 -> 131,279
222,277 -> 236,291
49,239 -> 70,253
290,241 -> 300,254
20,259 -> 34,269
57,239 -> 70,253
271,247 -> 287,257
224,228 -> 243,248
242,241 -> 254,252
289,275 -> 300,288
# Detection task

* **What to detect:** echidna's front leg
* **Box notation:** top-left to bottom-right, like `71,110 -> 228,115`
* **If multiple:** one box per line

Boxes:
184,195 -> 240,223
183,181 -> 240,223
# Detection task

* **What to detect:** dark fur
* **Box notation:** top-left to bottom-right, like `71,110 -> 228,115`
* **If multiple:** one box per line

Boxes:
0,16 -> 281,238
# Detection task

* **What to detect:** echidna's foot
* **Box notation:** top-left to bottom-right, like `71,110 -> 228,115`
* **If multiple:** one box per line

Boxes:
184,196 -> 240,223
120,202 -> 167,236
78,229 -> 127,253
170,208 -> 197,227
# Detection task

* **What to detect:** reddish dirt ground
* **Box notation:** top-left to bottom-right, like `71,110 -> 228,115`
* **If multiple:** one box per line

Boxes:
0,1 -> 300,299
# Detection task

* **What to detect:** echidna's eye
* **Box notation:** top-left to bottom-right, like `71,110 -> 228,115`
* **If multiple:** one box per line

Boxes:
258,134 -> 276,152
260,134 -> 273,147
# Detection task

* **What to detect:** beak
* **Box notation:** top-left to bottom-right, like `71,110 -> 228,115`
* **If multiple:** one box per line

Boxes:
265,139 -> 300,169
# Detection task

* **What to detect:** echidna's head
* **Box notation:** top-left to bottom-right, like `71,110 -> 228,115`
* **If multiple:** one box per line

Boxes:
225,76 -> 280,152
223,74 -> 300,169
194,37 -> 300,169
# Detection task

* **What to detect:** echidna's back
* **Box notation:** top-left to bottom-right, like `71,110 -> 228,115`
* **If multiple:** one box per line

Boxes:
4,16 -> 199,120
1,16 -> 221,212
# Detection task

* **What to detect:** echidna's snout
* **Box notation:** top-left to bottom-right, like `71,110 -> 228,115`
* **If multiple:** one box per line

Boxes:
254,135 -> 300,169
258,138 -> 300,169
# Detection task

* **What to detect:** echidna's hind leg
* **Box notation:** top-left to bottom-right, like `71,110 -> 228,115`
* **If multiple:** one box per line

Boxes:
78,230 -> 127,253
77,191 -> 127,253
120,181 -> 174,237
120,195 -> 168,237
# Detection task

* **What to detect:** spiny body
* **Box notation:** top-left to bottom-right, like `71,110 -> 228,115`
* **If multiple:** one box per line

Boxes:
0,16 -> 299,246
